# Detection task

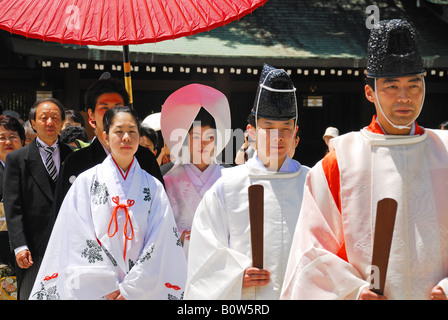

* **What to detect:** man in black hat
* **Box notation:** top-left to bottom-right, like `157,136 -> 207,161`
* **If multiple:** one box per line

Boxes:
281,19 -> 448,300
185,64 -> 310,300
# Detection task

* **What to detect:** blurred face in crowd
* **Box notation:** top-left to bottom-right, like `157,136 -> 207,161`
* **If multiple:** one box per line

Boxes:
25,128 -> 37,146
62,119 -> 83,130
323,135 -> 333,147
0,126 -> 23,163
365,75 -> 425,135
140,136 -> 156,155
188,124 -> 215,171
31,101 -> 63,146
248,118 -> 297,171
88,92 -> 124,149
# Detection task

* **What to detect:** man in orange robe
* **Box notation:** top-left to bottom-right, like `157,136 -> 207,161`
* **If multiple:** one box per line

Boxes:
281,19 -> 448,300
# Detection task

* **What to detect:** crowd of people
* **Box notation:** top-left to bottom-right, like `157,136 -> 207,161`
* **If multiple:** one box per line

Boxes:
1,18 -> 448,300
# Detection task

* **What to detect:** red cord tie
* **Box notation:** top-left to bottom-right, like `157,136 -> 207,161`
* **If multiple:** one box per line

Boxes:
43,273 -> 58,281
165,283 -> 181,291
108,196 -> 135,261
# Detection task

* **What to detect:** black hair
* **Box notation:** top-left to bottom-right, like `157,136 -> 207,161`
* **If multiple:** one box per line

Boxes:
189,107 -> 216,132
60,125 -> 89,144
0,115 -> 26,146
365,77 -> 375,91
65,109 -> 85,127
103,106 -> 140,134
84,78 -> 129,112
247,112 -> 256,127
140,124 -> 159,148
29,98 -> 66,122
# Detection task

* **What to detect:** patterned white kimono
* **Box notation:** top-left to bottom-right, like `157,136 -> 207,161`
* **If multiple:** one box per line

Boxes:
30,155 -> 187,300
185,154 -> 309,300
164,162 -> 222,258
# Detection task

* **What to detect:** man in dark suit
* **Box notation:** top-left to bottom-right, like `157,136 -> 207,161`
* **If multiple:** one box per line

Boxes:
3,98 -> 73,299
48,77 -> 163,241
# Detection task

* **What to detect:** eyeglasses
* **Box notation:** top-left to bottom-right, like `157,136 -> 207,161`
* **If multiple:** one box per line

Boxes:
0,135 -> 20,143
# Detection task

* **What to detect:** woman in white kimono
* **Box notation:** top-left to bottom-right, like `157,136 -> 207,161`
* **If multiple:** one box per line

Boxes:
30,106 -> 187,300
161,84 -> 231,259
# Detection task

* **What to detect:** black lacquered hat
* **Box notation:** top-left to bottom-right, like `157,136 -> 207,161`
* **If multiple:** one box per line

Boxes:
252,64 -> 297,121
367,19 -> 424,78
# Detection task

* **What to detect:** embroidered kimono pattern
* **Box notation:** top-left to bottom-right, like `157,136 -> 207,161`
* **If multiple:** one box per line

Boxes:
164,162 -> 222,258
30,155 -> 187,300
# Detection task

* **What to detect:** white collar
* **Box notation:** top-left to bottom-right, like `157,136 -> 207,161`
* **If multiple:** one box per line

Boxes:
246,152 -> 302,179
36,136 -> 58,149
376,118 -> 417,135
250,152 -> 295,173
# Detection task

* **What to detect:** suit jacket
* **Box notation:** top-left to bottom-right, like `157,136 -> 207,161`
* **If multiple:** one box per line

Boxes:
3,139 -> 73,255
0,164 -> 3,200
45,137 -> 164,252
0,163 -> 14,266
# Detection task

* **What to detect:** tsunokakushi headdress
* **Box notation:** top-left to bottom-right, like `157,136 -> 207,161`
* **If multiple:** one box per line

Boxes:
161,83 -> 231,162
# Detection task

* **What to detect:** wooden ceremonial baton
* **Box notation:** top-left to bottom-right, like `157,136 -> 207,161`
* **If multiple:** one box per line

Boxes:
370,198 -> 398,295
248,184 -> 264,269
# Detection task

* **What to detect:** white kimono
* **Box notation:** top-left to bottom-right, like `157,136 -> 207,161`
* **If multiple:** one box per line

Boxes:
30,155 -> 187,300
281,128 -> 448,300
185,154 -> 309,300
164,162 -> 222,258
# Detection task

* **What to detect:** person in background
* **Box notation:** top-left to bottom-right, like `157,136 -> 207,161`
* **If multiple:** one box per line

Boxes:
141,112 -> 172,168
439,121 -> 448,130
62,109 -> 85,130
2,110 -> 22,123
158,144 -> 172,167
158,144 -> 174,175
0,116 -> 26,197
60,125 -> 89,150
0,116 -> 26,273
322,126 -> 339,152
139,124 -> 158,156
3,98 -> 73,299
234,114 -> 257,165
23,120 -> 37,146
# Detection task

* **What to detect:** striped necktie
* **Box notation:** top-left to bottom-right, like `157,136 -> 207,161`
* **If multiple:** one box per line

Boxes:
37,141 -> 58,182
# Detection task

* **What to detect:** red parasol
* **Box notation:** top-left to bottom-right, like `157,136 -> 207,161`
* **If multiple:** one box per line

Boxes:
0,0 -> 268,104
